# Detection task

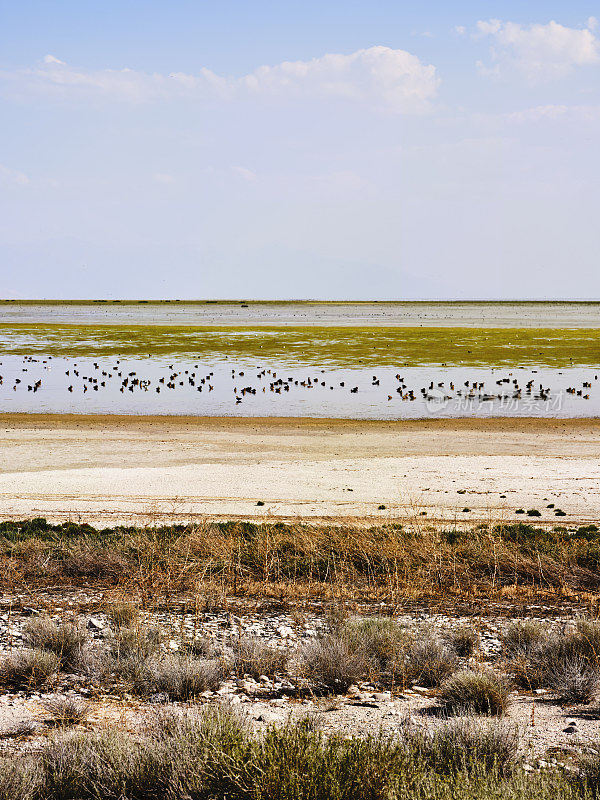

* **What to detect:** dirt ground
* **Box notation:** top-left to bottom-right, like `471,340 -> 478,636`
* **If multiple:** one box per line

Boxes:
0,414 -> 599,526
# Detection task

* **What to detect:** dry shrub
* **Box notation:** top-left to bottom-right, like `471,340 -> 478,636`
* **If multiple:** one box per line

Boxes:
0,649 -> 59,689
0,758 -> 40,800
342,617 -> 403,669
41,696 -> 91,727
133,656 -> 223,699
180,636 -> 222,659
231,636 -> 287,679
297,634 -> 369,693
400,716 -> 519,775
0,719 -> 36,739
547,656 -> 600,704
507,619 -> 600,696
439,669 -> 512,716
59,544 -> 130,579
573,618 -> 600,659
502,621 -> 548,659
23,617 -> 87,671
324,600 -> 349,632
445,626 -> 480,658
4,518 -> 600,602
388,630 -> 458,689
109,626 -> 161,661
340,619 -> 458,689
105,602 -> 139,628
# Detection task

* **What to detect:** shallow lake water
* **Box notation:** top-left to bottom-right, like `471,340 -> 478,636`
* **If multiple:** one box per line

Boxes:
1,302 -> 598,418
0,355 -> 598,419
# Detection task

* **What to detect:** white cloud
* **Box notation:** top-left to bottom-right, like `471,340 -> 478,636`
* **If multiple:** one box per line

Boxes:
231,166 -> 257,181
43,54 -> 66,65
0,164 -> 30,186
1,46 -> 439,113
455,26 -> 466,36
503,103 -> 600,123
475,18 -> 600,81
152,173 -> 175,184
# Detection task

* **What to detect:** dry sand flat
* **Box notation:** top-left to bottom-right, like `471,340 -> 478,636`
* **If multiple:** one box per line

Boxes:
0,414 -> 599,526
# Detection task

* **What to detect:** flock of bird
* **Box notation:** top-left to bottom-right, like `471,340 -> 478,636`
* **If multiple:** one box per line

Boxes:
0,355 -> 597,411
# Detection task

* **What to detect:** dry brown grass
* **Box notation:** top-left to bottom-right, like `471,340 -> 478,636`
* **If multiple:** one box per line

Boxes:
1,517 -> 600,607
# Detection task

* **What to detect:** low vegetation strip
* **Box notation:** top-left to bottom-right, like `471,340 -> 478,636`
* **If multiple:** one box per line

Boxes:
1,518 -> 600,602
1,324 -> 599,366
0,708 -> 594,800
0,711 -> 596,800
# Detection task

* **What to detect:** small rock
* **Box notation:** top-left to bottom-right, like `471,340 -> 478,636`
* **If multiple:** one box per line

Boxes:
87,617 -> 104,630
277,625 -> 295,639
148,693 -> 169,704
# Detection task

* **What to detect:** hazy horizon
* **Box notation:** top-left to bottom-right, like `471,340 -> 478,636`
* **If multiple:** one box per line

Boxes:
3,298 -> 600,304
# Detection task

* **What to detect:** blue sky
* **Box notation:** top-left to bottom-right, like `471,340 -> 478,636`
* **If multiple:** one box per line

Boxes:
1,1 -> 599,299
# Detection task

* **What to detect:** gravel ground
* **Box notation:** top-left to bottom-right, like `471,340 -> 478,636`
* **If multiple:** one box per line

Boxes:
1,594 -> 599,770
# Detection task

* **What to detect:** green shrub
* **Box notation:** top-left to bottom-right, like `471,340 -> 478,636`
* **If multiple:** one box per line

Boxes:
0,709 -> 587,800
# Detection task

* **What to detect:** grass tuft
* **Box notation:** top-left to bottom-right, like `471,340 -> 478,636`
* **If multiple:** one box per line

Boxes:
41,696 -> 91,727
23,617 -> 86,671
439,669 -> 512,716
298,634 -> 369,693
231,636 -> 287,679
105,602 -> 139,628
132,656 -> 223,700
0,649 -> 59,689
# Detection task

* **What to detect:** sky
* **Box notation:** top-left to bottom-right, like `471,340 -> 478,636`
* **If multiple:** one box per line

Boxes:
1,1 -> 599,300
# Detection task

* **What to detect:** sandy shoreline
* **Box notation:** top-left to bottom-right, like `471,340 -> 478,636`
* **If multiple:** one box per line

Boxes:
0,413 -> 599,526
3,411 -> 600,432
